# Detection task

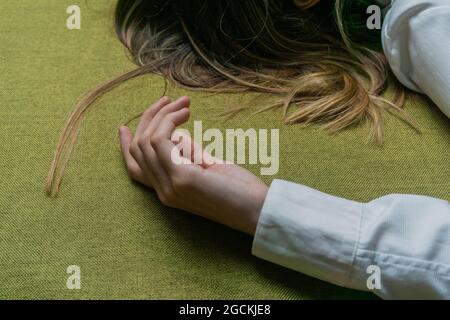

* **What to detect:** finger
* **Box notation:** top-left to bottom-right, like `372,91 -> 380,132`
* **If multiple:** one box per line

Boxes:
119,126 -> 151,187
142,96 -> 190,139
136,97 -> 191,197
135,96 -> 171,137
150,108 -> 193,172
129,98 -> 171,187
130,96 -> 171,176
137,96 -> 191,173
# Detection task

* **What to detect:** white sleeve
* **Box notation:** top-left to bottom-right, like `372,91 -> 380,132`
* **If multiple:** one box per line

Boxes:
252,179 -> 450,299
382,0 -> 450,118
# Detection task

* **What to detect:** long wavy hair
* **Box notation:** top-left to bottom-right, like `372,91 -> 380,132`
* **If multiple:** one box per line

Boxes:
47,0 -> 414,195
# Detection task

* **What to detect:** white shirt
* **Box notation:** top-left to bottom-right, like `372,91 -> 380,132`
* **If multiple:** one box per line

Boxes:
252,0 -> 450,300
382,0 -> 450,118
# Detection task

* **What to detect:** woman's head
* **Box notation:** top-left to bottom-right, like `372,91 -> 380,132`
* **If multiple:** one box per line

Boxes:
115,0 -> 332,68
46,0 -> 411,195
113,0 -> 400,119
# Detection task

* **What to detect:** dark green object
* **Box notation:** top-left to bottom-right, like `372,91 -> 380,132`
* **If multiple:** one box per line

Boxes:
340,0 -> 383,48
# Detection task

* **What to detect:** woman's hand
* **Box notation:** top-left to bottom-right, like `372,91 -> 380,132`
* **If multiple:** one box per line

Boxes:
118,96 -> 268,235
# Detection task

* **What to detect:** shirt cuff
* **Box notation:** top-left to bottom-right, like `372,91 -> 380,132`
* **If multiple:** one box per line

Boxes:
252,179 -> 364,288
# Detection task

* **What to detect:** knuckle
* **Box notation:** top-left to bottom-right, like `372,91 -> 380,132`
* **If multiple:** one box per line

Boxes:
165,113 -> 176,122
137,137 -> 147,150
150,134 -> 163,147
126,164 -> 139,178
129,141 -> 139,157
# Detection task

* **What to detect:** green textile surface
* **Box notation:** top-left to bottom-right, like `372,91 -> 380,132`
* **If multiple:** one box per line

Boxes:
1,0 -> 449,300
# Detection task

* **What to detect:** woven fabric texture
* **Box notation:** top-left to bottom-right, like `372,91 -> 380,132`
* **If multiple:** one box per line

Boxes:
0,0 -> 449,299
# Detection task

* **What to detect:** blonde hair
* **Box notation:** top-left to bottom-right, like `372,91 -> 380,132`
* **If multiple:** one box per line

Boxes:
46,0 -> 414,195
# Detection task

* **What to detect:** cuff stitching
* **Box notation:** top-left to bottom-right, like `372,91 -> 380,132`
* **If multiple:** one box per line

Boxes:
345,202 -> 364,287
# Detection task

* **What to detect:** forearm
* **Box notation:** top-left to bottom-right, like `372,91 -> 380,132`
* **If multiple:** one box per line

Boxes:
252,179 -> 450,299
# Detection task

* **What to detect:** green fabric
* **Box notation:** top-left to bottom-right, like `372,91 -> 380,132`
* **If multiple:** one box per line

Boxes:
1,0 -> 449,300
